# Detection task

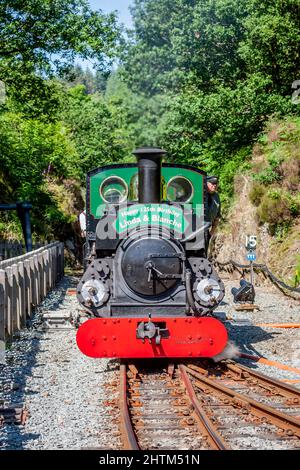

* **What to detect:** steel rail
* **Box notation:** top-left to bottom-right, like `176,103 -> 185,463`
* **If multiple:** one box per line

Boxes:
183,365 -> 300,438
225,362 -> 300,401
179,365 -> 229,450
119,364 -> 140,450
187,362 -> 300,401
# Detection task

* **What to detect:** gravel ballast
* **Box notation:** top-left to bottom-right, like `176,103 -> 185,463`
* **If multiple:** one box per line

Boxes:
0,277 -> 121,450
0,276 -> 299,449
219,280 -> 300,387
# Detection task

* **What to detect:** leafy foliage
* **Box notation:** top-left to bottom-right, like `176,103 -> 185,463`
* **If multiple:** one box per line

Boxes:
0,109 -> 78,237
62,65 -> 108,94
0,0 -> 121,240
62,84 -> 132,181
0,0 -> 119,73
0,0 -> 120,119
249,182 -> 266,206
249,117 -> 300,233
239,0 -> 300,95
1,0 -> 299,245
119,0 -> 299,209
123,0 -> 250,95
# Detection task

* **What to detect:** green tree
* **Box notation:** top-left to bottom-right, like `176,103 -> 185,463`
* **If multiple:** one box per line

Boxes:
123,0 -> 251,95
0,0 -> 120,116
0,1 -> 121,240
239,0 -> 300,95
120,0 -> 299,195
0,0 -> 119,74
62,84 -> 132,181
124,0 -> 300,96
63,65 -> 95,94
105,70 -> 167,148
0,109 -> 78,237
158,75 -> 291,161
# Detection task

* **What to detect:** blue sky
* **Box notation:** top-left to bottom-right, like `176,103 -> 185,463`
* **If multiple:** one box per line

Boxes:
89,0 -> 133,28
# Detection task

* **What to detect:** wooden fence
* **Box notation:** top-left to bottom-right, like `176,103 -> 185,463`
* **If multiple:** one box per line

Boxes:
0,242 -> 64,349
0,241 -> 46,261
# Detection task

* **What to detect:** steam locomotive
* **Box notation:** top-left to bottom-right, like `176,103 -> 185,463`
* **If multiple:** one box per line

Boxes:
76,148 -> 228,359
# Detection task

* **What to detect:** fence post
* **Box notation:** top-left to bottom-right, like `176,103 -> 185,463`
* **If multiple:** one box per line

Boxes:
57,244 -> 60,281
0,270 -> 5,350
11,264 -> 20,332
0,242 -> 65,341
37,252 -> 44,301
53,245 -> 57,284
33,254 -> 40,305
24,259 -> 32,318
6,266 -> 13,339
17,261 -> 26,328
60,243 -> 65,279
53,245 -> 57,286
56,244 -> 59,282
30,256 -> 37,308
43,249 -> 50,295
41,250 -> 47,297
48,247 -> 53,289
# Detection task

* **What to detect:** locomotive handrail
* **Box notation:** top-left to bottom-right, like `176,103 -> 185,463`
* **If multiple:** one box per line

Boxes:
181,221 -> 211,243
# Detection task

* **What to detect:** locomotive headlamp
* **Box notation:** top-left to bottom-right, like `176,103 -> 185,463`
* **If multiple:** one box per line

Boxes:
167,176 -> 194,203
196,278 -> 221,305
100,176 -> 128,204
81,279 -> 108,307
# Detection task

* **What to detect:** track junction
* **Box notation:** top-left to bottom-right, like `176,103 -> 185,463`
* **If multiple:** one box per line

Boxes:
115,360 -> 300,450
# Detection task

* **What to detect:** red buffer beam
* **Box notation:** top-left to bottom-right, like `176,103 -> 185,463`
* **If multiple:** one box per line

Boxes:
76,317 -> 228,359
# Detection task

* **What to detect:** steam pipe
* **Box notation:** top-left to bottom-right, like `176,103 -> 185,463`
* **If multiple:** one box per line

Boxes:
186,269 -> 197,314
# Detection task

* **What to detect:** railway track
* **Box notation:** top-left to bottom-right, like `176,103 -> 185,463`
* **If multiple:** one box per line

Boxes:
118,361 -> 300,450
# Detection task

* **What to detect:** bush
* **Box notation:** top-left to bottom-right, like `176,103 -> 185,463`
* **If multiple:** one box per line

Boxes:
294,256 -> 300,288
279,157 -> 300,192
287,194 -> 300,216
249,182 -> 266,206
273,223 -> 291,242
254,167 -> 281,184
256,193 -> 292,227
